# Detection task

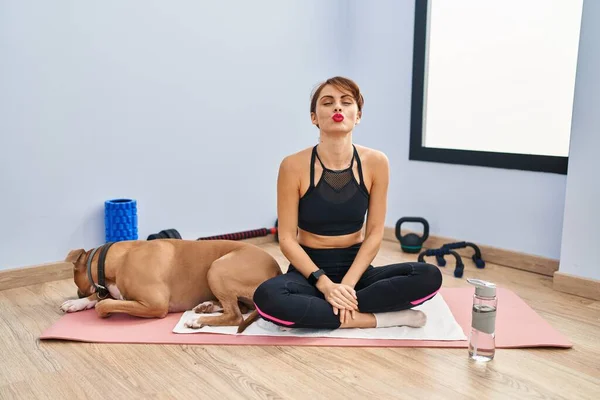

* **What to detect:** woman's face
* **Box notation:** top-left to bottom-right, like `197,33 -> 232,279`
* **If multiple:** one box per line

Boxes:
311,84 -> 361,133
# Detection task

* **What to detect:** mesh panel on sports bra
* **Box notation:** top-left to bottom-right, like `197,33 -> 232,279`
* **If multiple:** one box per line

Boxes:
317,169 -> 358,204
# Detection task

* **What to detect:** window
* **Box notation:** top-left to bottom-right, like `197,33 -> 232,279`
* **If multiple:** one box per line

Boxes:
410,0 -> 583,174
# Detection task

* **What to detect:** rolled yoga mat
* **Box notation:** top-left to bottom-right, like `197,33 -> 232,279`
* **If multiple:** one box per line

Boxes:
104,198 -> 138,242
40,288 -> 571,348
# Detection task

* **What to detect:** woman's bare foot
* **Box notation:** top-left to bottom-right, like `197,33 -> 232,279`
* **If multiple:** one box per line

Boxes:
337,309 -> 427,329
373,309 -> 427,328
339,312 -> 377,329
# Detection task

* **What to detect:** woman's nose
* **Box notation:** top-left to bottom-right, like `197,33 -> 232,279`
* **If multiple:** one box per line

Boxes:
334,106 -> 342,112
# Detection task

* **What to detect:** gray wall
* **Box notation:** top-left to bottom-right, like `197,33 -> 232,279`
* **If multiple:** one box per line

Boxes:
0,0 -> 350,269
351,0 -> 567,260
1,0 -> 587,272
558,0 -> 600,281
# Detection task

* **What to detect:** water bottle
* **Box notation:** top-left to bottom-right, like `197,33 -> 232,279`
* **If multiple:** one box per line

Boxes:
467,278 -> 497,362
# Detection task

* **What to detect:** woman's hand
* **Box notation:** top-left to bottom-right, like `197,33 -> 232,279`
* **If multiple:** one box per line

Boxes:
337,308 -> 356,325
316,278 -> 358,314
337,278 -> 358,324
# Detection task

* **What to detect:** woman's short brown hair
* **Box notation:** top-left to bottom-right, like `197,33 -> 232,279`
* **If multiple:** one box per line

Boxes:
310,76 -> 364,115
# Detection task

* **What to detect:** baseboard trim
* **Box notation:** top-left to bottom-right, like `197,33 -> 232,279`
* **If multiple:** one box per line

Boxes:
383,227 -> 559,277
553,271 -> 600,301
0,231 -> 559,290
0,235 -> 277,291
0,261 -> 73,291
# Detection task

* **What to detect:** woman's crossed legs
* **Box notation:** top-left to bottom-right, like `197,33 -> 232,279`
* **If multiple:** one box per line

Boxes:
253,261 -> 442,329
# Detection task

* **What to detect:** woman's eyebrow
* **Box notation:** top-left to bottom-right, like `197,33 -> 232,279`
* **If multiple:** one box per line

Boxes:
320,94 -> 353,100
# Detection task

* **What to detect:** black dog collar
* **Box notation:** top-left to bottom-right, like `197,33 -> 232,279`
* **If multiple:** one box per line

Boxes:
86,242 -> 115,299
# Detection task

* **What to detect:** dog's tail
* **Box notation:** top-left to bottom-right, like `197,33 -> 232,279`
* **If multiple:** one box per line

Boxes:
237,310 -> 259,334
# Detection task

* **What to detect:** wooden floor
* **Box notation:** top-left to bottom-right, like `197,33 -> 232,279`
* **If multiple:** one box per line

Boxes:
1,240 -> 599,399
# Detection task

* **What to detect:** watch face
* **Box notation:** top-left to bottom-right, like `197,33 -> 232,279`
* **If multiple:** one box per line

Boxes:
310,269 -> 324,284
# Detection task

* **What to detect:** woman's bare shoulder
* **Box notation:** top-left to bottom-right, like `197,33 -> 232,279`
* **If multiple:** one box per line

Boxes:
354,144 -> 389,166
279,146 -> 314,173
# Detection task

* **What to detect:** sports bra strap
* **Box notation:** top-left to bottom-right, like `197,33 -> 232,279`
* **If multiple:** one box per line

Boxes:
314,145 -> 356,172
314,146 -> 325,170
309,146 -> 317,187
353,145 -> 365,185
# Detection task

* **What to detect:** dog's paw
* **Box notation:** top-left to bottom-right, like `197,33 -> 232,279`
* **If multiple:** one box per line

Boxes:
95,301 -> 112,318
60,298 -> 96,313
184,318 -> 205,329
193,301 -> 222,314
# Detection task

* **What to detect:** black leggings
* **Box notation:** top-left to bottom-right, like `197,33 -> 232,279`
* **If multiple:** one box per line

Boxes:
253,243 -> 443,329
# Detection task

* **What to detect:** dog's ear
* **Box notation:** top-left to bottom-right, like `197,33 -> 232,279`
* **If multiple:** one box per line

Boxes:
65,249 -> 86,265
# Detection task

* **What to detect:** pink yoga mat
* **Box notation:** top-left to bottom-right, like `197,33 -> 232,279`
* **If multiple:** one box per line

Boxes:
39,288 -> 572,348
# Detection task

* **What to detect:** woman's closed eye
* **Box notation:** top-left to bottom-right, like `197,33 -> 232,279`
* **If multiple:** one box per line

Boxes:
322,102 -> 352,106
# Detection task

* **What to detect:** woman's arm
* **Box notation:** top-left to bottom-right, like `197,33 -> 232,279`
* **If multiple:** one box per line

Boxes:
276,156 -> 322,278
342,150 -> 390,288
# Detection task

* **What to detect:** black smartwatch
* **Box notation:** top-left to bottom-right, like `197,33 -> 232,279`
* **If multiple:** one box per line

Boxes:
308,269 -> 326,286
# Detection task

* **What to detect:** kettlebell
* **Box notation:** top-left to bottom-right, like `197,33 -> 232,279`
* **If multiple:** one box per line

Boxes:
395,217 -> 429,253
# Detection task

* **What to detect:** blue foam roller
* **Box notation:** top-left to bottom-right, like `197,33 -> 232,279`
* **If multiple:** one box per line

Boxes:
104,198 -> 138,242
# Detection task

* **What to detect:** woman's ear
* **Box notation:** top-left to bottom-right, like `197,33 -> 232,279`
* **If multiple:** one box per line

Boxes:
310,112 -> 319,128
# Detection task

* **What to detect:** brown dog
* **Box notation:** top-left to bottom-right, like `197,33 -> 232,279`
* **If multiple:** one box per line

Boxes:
60,239 -> 281,332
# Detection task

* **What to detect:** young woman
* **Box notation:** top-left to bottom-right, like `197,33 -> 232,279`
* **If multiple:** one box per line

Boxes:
253,77 -> 442,329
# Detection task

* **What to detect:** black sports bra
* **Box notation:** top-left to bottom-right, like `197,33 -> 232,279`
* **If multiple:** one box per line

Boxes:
297,145 -> 369,236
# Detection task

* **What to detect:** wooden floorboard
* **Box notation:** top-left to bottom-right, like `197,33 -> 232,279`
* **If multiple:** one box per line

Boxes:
0,241 -> 598,399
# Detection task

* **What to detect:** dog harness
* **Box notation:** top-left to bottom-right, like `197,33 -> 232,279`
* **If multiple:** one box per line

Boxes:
297,145 -> 369,236
86,242 -> 115,299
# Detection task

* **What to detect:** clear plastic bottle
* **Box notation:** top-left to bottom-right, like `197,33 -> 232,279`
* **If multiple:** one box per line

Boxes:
467,278 -> 497,362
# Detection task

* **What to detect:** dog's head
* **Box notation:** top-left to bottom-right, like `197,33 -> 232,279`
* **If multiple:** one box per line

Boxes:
65,248 -> 96,298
